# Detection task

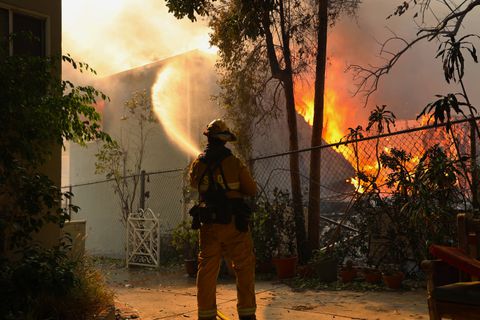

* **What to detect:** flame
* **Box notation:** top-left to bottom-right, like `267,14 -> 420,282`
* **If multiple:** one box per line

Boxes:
293,58 -> 457,195
296,90 -> 345,145
349,177 -> 365,194
151,65 -> 201,158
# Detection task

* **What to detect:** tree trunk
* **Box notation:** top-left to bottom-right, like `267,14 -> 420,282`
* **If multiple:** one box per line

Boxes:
284,74 -> 308,264
261,2 -> 307,263
308,0 -> 328,253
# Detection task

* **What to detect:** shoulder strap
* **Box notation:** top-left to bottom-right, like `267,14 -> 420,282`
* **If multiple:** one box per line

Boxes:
197,155 -> 231,192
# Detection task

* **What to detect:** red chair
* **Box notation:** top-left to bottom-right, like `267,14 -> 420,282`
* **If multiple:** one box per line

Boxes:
421,213 -> 480,319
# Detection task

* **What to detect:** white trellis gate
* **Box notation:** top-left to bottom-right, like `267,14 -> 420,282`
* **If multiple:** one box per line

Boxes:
126,208 -> 161,268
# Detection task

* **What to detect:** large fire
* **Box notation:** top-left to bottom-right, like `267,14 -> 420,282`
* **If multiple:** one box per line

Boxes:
293,59 -> 455,194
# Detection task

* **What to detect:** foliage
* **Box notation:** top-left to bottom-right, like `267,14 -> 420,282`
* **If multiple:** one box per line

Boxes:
0,243 -> 114,319
1,34 -> 112,317
95,90 -> 156,224
254,189 -> 297,259
251,194 -> 276,264
366,105 -> 396,134
171,218 -> 199,260
0,48 -> 109,252
349,1 -> 480,211
349,145 -> 461,273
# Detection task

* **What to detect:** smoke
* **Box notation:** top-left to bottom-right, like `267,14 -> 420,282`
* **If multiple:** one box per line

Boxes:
62,0 -> 480,140
330,1 -> 480,127
62,0 -> 212,77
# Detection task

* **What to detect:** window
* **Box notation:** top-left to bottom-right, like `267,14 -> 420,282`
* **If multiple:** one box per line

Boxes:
0,6 -> 46,56
0,8 -> 8,53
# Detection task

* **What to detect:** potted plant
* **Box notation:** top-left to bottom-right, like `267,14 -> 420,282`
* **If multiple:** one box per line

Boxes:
363,266 -> 382,284
307,248 -> 338,283
252,196 -> 276,274
339,260 -> 358,283
381,264 -> 405,289
171,218 -> 199,277
268,189 -> 298,279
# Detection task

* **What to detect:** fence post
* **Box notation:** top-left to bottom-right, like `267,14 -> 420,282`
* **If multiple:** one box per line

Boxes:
471,120 -> 479,209
140,170 -> 146,210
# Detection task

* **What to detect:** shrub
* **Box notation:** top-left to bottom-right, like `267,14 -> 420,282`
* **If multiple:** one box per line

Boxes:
253,189 -> 297,260
171,218 -> 199,260
0,243 -> 114,319
349,145 -> 460,273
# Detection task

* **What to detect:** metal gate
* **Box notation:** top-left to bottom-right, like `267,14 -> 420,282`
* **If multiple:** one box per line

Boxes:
126,208 -> 161,268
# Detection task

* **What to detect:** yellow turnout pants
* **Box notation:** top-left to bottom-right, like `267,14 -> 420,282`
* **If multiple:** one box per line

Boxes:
197,220 -> 256,319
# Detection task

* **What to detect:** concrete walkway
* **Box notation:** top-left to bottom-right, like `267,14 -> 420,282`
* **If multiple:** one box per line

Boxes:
104,265 -> 429,320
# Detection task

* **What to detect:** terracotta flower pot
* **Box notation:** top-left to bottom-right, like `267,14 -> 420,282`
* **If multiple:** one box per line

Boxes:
364,268 -> 382,284
340,268 -> 358,283
272,256 -> 298,279
382,271 -> 404,289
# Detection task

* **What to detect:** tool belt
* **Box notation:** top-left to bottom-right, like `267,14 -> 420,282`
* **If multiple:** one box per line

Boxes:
189,198 -> 252,232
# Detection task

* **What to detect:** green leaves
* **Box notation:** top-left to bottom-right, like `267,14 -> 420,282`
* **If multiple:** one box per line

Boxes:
0,52 -> 110,250
417,93 -> 474,132
165,0 -> 213,21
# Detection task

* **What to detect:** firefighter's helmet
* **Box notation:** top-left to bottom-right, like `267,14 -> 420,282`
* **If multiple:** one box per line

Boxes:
203,119 -> 237,142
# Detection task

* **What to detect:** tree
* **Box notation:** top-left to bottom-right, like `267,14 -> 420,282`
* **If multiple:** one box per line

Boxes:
95,90 -> 156,225
0,49 -> 109,253
0,44 -> 113,317
349,0 -> 480,208
166,0 -> 359,261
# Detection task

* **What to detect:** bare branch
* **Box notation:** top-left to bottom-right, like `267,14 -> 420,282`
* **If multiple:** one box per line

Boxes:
348,33 -> 430,106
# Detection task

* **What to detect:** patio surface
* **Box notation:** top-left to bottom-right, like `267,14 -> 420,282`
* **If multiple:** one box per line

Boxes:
101,263 -> 429,320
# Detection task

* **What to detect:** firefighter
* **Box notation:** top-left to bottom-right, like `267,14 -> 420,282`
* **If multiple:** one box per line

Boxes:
189,119 -> 257,320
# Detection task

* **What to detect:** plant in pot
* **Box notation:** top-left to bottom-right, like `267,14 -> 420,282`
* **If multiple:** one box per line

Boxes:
268,189 -> 298,279
339,260 -> 358,283
307,247 -> 339,283
171,218 -> 199,277
381,264 -> 405,289
252,196 -> 276,274
363,265 -> 382,284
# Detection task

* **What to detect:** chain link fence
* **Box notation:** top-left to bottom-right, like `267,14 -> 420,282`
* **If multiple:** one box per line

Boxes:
62,168 -> 188,257
63,117 -> 479,257
252,117 -> 479,208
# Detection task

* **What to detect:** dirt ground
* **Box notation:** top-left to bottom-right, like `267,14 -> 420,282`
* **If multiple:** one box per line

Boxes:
99,262 -> 429,320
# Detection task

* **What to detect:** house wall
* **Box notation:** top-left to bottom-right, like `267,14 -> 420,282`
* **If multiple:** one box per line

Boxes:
66,51 -> 221,257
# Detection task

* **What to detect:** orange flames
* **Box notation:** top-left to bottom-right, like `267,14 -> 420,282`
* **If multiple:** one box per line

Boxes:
293,59 -> 454,194
295,67 -> 366,192
295,75 -> 456,194
296,87 -> 345,145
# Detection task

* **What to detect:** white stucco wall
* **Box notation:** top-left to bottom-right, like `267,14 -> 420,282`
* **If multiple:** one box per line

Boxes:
64,51 -> 221,258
